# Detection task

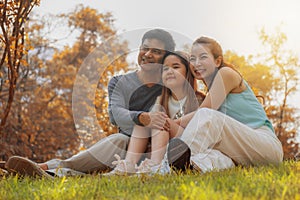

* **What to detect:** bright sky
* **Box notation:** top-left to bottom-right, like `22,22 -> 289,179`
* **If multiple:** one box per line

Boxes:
34,0 -> 300,108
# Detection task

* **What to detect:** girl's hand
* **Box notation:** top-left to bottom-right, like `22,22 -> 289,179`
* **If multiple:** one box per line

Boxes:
174,118 -> 181,125
164,118 -> 184,138
163,118 -> 170,132
139,111 -> 168,130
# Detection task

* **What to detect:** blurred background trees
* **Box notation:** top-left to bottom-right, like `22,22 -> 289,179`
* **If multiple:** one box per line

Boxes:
0,0 -> 40,131
0,2 -> 299,161
0,3 -> 128,161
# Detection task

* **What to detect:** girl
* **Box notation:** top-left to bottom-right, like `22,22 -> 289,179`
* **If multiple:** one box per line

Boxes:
107,51 -> 205,175
167,37 -> 283,173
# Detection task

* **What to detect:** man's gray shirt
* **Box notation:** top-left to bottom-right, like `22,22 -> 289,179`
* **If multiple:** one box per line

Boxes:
108,71 -> 162,136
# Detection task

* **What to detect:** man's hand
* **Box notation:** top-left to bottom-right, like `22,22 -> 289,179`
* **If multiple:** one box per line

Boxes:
138,112 -> 168,130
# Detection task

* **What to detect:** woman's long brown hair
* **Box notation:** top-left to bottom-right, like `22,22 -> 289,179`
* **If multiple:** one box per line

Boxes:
193,36 -> 243,90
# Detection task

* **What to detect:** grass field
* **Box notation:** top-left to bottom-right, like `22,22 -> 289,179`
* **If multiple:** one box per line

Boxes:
0,161 -> 299,200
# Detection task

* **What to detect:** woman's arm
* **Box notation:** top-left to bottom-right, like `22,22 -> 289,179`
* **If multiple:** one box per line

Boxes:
173,67 -> 243,128
200,67 -> 242,109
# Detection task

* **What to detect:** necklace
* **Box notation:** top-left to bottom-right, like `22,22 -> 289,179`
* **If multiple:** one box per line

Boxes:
170,96 -> 187,119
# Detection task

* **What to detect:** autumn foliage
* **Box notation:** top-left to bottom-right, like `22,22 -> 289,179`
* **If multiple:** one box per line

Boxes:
0,4 -> 128,162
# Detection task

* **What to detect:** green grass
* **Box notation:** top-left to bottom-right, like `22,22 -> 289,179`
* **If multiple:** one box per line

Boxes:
0,161 -> 299,200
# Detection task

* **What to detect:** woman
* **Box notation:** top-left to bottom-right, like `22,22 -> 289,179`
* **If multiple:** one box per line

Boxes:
167,37 -> 283,173
107,51 -> 205,175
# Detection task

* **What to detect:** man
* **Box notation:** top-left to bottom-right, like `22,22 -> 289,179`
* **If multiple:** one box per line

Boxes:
5,28 -> 190,178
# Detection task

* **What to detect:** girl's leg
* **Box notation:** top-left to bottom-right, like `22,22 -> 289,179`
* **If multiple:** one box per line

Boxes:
181,108 -> 283,171
103,127 -> 149,175
136,129 -> 171,175
150,129 -> 170,164
125,125 -> 150,165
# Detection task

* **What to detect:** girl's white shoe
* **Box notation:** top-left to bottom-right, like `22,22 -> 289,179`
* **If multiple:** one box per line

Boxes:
136,157 -> 170,175
103,154 -> 136,176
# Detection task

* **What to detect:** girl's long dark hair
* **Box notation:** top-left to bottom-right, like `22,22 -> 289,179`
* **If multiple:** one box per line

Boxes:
159,51 -> 204,117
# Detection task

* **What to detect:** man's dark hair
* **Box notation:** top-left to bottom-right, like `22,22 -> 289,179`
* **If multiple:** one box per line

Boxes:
142,29 -> 175,52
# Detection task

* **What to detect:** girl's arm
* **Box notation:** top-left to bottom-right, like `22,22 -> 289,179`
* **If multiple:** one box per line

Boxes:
173,111 -> 196,128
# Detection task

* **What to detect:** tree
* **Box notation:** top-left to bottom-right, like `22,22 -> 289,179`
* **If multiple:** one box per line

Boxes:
224,51 -> 275,100
0,4 -> 129,161
0,0 -> 40,132
259,27 -> 299,159
51,4 -> 129,148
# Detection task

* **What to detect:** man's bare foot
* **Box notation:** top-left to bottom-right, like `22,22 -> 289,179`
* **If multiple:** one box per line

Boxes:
5,156 -> 53,179
39,163 -> 48,170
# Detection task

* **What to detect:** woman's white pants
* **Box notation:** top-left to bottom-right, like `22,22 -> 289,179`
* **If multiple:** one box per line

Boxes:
180,108 -> 283,173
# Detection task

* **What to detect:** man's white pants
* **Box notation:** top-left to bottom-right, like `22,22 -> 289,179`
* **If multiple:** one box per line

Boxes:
46,133 -> 130,174
180,108 -> 283,173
